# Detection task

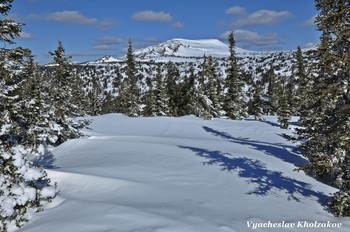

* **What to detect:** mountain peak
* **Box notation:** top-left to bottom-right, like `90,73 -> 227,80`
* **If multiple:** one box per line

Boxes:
134,38 -> 252,59
98,55 -> 120,63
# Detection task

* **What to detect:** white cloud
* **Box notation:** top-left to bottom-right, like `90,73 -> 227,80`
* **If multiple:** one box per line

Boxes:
302,42 -> 318,49
171,22 -> 184,29
47,11 -> 98,24
220,29 -> 281,48
226,6 -> 246,15
235,10 -> 291,27
19,31 -> 33,40
95,37 -> 124,45
302,15 -> 316,27
93,44 -> 114,51
98,19 -> 119,31
132,10 -> 172,22
29,11 -> 118,31
93,37 -> 125,50
145,37 -> 160,43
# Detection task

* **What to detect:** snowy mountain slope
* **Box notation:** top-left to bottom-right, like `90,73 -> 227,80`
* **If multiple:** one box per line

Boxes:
16,114 -> 349,232
134,38 -> 238,59
76,38 -> 314,91
73,38 -> 315,101
87,38 -> 283,63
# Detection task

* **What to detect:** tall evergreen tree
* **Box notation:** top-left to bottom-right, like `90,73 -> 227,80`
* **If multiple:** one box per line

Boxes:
165,61 -> 181,116
223,32 -> 247,119
296,0 -> 350,216
120,39 -> 140,116
294,46 -> 311,121
0,2 -> 56,231
153,64 -> 170,116
277,79 -> 292,129
249,80 -> 266,121
203,56 -> 221,117
47,41 -> 83,145
177,66 -> 196,116
266,64 -> 278,114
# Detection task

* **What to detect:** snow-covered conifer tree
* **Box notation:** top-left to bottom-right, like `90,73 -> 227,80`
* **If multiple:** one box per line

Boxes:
296,0 -> 350,216
120,39 -> 141,116
0,2 -> 56,230
223,32 -> 247,119
153,64 -> 170,116
165,61 -> 181,116
277,80 -> 292,129
203,56 -> 221,117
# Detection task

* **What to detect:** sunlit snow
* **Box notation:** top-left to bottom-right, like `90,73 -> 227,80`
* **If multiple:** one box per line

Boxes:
15,114 -> 350,232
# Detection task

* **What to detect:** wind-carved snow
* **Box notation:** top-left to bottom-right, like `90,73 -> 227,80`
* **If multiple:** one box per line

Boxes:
15,114 -> 350,232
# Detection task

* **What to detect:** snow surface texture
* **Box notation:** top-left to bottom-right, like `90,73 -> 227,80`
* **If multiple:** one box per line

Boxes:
15,114 -> 349,232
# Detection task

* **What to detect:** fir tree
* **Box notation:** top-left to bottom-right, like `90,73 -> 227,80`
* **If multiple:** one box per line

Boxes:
120,39 -> 140,116
47,41 -> 83,145
295,0 -> 350,216
203,56 -> 221,117
177,66 -> 202,117
86,77 -> 103,116
153,64 -> 170,116
143,87 -> 157,116
250,80 -> 266,121
165,61 -> 181,116
277,79 -> 292,129
0,2 -> 56,231
294,46 -> 311,121
223,32 -> 247,119
265,64 -> 278,114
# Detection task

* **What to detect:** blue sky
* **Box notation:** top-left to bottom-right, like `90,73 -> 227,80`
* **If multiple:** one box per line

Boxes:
9,0 -> 319,63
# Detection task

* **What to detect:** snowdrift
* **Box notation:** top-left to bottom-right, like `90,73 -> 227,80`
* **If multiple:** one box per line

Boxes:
16,114 -> 350,232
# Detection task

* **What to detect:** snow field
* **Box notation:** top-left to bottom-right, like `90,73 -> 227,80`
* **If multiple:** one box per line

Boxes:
16,114 -> 350,232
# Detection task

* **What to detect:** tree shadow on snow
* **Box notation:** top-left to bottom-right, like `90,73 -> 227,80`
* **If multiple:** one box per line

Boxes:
202,126 -> 308,167
32,142 -> 57,169
179,145 -> 329,207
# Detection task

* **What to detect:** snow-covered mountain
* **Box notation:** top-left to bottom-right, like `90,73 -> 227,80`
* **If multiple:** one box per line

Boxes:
133,38 -> 252,59
83,38 -> 312,71
72,38 -> 316,102
86,38 -> 274,64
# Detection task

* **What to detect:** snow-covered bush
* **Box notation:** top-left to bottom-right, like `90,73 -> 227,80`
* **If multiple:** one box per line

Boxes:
0,145 -> 57,232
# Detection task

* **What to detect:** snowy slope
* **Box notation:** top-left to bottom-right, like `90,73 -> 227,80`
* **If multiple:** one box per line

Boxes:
134,38 -> 231,58
16,114 -> 349,232
82,38 -> 258,63
133,38 -> 259,61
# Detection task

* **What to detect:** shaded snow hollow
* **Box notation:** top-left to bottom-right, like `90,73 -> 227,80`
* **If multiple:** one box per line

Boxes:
16,114 -> 350,232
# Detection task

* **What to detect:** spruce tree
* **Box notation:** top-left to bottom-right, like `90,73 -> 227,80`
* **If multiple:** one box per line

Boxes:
153,64 -> 170,116
266,64 -> 278,115
47,41 -> 83,145
120,39 -> 140,116
0,2 -> 56,231
203,56 -> 221,117
165,61 -> 181,116
86,77 -> 103,115
177,67 -> 196,116
250,80 -> 266,121
294,46 -> 311,121
223,32 -> 247,119
277,79 -> 292,129
296,0 -> 350,216
143,87 -> 157,116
